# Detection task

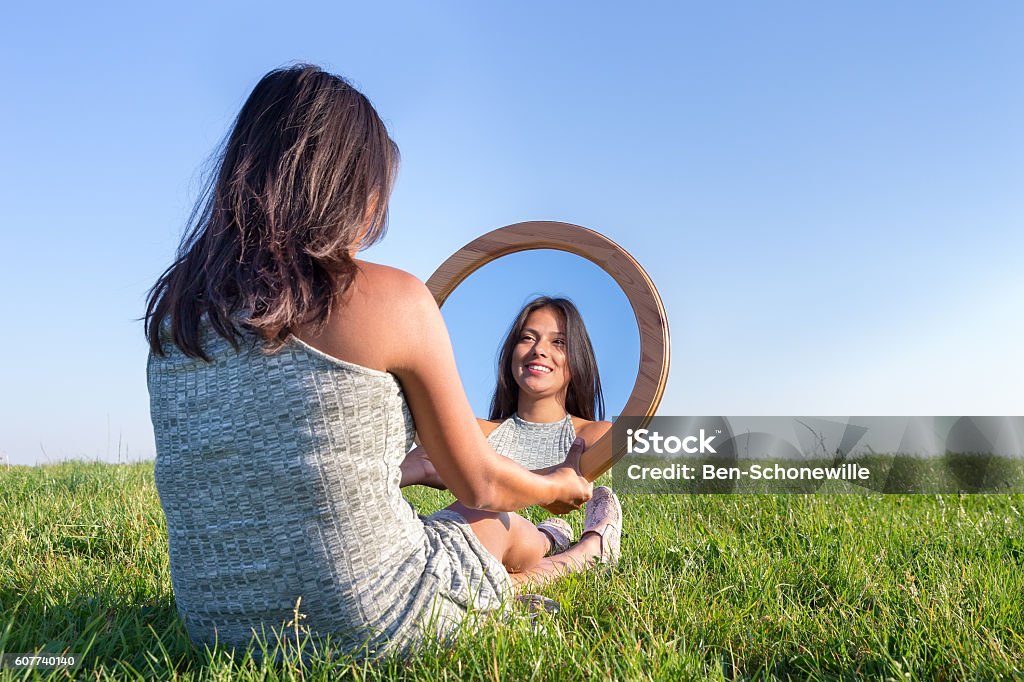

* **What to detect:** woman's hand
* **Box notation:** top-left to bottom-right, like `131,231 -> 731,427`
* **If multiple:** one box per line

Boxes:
541,437 -> 593,514
399,446 -> 447,490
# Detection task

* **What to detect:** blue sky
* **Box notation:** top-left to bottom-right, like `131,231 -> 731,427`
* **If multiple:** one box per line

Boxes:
1,3 -> 1021,464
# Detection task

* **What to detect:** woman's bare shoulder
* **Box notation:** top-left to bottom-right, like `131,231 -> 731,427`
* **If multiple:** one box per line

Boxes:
353,259 -> 425,293
349,260 -> 439,329
304,260 -> 439,371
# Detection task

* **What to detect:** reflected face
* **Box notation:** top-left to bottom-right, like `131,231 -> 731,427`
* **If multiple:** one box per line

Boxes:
510,306 -> 571,402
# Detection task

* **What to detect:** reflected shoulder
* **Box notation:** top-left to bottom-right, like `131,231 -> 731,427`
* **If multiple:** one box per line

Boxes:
576,419 -> 612,447
478,418 -> 502,437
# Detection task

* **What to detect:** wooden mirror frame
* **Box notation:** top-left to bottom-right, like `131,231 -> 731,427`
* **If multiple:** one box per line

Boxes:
426,221 -> 670,480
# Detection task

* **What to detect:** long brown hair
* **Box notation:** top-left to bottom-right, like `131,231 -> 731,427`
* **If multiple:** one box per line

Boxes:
145,65 -> 399,359
488,297 -> 605,422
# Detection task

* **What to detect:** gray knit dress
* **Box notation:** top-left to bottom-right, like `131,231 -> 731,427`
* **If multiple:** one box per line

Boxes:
148,325 -> 510,657
487,414 -> 576,471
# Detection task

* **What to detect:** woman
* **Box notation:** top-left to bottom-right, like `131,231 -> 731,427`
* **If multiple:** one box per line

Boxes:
145,65 -> 618,658
404,297 -> 617,555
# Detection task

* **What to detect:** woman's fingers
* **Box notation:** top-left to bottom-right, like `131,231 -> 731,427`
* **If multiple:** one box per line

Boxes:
541,441 -> 593,514
543,466 -> 591,511
579,478 -> 594,504
561,436 -> 586,474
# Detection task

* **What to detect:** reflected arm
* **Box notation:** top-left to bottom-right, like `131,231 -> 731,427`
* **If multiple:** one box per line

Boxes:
401,419 -> 500,489
399,445 -> 446,489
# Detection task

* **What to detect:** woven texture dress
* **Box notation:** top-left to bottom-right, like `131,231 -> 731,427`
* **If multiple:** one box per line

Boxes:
487,413 -> 576,471
148,326 -> 510,657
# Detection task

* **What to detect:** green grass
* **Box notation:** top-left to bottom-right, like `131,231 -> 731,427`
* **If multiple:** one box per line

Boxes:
1,462 -> 1022,680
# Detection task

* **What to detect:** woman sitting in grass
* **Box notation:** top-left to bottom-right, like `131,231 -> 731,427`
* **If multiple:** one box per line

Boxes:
145,64 -> 620,659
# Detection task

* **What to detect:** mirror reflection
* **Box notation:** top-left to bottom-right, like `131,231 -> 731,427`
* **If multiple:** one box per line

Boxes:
440,249 -> 641,437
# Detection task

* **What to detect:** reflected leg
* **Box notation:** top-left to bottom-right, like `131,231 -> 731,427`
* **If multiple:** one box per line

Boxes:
447,501 -> 606,589
446,501 -> 550,573
508,535 -> 603,589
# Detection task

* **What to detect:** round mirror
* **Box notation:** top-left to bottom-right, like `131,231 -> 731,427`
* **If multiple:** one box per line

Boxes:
427,221 -> 670,480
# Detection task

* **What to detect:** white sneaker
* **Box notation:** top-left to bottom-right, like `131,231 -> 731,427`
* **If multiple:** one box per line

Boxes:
581,486 -> 622,565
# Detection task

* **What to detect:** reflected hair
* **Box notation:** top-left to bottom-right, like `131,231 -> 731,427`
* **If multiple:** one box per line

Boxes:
488,296 -> 605,422
144,64 -> 399,359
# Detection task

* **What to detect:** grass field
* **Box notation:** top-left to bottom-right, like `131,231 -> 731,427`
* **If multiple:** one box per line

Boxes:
1,462 -> 1022,680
